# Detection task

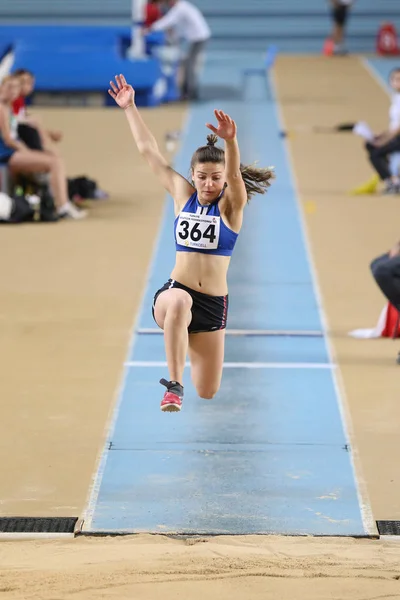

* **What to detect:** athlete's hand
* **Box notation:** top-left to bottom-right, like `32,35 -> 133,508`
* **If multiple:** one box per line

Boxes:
108,74 -> 135,109
206,109 -> 237,141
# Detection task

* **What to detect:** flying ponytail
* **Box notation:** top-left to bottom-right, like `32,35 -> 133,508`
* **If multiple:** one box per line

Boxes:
191,135 -> 274,201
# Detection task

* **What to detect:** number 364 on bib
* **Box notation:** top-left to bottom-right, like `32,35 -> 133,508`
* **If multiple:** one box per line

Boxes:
176,212 -> 220,250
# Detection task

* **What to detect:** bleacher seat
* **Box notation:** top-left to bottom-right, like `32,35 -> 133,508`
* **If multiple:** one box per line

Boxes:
0,26 -> 171,106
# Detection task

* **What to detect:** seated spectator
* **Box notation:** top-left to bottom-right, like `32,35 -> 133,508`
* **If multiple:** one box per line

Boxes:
12,68 -> 62,154
370,243 -> 400,362
351,67 -> 400,195
0,75 -> 86,219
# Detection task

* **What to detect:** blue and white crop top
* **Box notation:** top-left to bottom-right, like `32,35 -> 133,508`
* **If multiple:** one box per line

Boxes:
174,192 -> 238,257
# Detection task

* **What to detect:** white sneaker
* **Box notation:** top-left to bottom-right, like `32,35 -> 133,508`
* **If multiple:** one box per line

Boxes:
58,201 -> 88,220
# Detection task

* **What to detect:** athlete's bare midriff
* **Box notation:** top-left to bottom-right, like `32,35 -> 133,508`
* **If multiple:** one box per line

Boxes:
171,251 -> 231,296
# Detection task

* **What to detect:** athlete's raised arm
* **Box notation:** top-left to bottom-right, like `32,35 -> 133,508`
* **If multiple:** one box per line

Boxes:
206,109 -> 247,210
108,74 -> 194,209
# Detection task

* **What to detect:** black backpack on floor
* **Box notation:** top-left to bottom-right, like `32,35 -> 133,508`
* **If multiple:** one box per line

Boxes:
3,195 -> 35,224
68,176 -> 97,200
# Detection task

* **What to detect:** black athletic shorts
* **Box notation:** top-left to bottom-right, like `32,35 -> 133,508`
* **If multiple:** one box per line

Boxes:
17,124 -> 43,151
152,279 -> 228,334
332,4 -> 348,26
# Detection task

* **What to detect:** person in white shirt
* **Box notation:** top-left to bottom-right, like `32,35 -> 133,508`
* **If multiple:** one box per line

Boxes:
329,0 -> 354,55
150,0 -> 211,100
364,68 -> 400,194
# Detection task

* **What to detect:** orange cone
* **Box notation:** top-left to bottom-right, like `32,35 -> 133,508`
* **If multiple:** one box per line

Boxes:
323,38 -> 334,56
381,302 -> 400,338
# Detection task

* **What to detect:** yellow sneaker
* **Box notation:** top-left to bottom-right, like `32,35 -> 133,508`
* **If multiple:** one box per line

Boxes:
349,174 -> 380,195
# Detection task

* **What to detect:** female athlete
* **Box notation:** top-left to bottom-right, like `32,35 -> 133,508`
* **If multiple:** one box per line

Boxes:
109,74 -> 274,412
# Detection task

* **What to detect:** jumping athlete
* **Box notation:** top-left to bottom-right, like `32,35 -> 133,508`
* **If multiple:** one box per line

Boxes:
108,74 -> 274,412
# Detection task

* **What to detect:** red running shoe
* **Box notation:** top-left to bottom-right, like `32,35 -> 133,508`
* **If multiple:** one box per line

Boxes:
160,378 -> 183,412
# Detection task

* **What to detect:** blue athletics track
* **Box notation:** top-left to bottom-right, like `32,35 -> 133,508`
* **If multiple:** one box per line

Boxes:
83,52 -> 375,536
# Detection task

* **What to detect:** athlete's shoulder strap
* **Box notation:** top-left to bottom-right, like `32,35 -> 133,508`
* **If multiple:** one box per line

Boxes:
180,190 -> 197,213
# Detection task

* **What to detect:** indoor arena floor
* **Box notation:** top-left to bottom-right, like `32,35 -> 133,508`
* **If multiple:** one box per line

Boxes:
1,55 -> 400,599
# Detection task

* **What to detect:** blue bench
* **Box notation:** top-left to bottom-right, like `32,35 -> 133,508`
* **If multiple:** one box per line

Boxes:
1,26 -> 177,106
14,47 -> 163,104
0,25 -> 127,48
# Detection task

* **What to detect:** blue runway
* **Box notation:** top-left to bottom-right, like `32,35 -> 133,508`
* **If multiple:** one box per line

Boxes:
83,54 -> 375,536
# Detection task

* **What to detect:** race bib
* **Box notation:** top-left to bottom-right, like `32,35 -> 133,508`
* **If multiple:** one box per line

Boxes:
176,211 -> 220,250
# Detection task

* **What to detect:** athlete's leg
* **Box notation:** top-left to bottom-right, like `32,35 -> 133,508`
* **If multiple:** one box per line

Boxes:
154,288 -> 192,411
188,330 -> 225,399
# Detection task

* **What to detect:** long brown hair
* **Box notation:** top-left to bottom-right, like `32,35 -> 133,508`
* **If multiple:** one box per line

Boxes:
190,134 -> 275,201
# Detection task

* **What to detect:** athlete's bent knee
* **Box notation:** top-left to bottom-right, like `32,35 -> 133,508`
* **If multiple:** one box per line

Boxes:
163,293 -> 192,329
195,385 -> 219,400
166,293 -> 192,317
